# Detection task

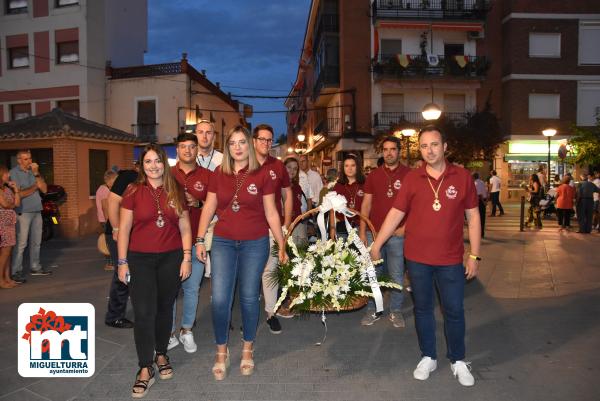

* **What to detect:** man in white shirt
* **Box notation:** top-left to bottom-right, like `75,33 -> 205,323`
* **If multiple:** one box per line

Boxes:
194,119 -> 222,278
488,170 -> 504,216
299,155 -> 322,207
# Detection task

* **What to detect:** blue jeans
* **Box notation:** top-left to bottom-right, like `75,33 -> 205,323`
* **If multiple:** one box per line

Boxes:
172,257 -> 205,330
12,212 -> 43,275
210,235 -> 269,345
407,259 -> 466,362
366,232 -> 405,312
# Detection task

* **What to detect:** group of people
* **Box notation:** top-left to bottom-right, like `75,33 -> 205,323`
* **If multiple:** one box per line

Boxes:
0,150 -> 52,289
100,122 -> 481,397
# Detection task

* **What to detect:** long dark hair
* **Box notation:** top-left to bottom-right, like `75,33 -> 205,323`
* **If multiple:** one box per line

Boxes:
134,143 -> 184,215
284,157 -> 300,185
337,154 -> 365,185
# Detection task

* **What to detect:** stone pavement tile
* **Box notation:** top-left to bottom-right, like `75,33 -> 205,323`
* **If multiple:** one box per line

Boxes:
0,366 -> 40,398
0,388 -> 52,401
556,282 -> 600,296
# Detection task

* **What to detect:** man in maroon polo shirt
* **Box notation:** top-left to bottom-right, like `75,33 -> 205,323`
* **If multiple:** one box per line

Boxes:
370,126 -> 481,387
168,133 -> 211,353
359,136 -> 411,328
253,124 -> 292,334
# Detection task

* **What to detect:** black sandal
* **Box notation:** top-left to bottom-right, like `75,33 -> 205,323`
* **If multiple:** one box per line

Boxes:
131,366 -> 155,399
154,352 -> 173,380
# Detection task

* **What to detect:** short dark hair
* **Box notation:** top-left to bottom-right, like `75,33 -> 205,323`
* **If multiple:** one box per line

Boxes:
473,172 -> 480,179
418,125 -> 446,143
253,124 -> 274,138
381,136 -> 401,149
491,170 -> 497,175
175,133 -> 198,144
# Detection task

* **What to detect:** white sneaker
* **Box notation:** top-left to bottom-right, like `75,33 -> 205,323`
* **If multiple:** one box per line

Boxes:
167,334 -> 179,351
413,356 -> 437,380
451,361 -> 475,386
179,330 -> 197,353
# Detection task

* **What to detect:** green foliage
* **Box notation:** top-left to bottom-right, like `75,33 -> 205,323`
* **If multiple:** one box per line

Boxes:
569,115 -> 600,167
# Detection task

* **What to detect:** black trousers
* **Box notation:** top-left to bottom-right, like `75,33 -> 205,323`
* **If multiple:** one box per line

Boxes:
556,208 -> 572,228
577,198 -> 594,233
105,234 -> 130,323
128,249 -> 181,368
478,199 -> 486,237
490,192 -> 504,216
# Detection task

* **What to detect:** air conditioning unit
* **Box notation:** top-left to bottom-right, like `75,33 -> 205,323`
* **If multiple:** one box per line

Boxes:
468,30 -> 485,40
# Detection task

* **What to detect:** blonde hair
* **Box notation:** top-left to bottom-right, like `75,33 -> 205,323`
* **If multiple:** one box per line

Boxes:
221,125 -> 260,175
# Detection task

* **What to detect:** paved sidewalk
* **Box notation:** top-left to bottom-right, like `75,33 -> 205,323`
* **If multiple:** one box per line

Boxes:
0,229 -> 598,401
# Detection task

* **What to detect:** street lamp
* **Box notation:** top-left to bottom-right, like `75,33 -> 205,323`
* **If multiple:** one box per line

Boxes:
542,128 -> 557,188
297,133 -> 306,142
422,102 -> 442,120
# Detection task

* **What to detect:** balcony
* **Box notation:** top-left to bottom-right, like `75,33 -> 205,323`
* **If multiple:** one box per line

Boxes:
372,54 -> 489,80
313,13 -> 339,51
315,117 -> 342,137
131,123 -> 158,142
374,111 -> 467,129
372,0 -> 489,22
313,65 -> 340,100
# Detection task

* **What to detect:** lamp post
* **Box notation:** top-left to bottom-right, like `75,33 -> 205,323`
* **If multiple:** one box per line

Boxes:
542,128 -> 557,189
401,128 -> 416,165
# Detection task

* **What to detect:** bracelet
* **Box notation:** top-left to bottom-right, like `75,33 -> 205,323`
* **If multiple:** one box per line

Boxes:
195,237 -> 205,245
34,174 -> 41,178
183,249 -> 192,253
117,258 -> 128,265
113,227 -> 119,232
183,259 -> 192,263
468,254 -> 482,261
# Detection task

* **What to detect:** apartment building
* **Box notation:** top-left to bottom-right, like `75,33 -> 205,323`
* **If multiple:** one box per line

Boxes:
0,0 -> 147,123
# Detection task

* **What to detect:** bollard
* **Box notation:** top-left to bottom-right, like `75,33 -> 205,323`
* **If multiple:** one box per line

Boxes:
520,196 -> 525,231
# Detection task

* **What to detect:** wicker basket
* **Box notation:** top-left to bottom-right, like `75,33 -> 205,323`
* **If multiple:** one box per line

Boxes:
283,206 -> 378,312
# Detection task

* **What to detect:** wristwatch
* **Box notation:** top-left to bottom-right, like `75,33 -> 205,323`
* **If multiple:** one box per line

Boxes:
469,254 -> 482,261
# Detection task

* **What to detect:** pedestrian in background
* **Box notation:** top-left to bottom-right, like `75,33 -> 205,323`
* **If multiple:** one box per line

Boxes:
117,143 -> 192,398
473,172 -> 487,238
592,171 -> 600,232
0,165 -> 21,288
284,157 -> 308,244
576,172 -> 598,233
525,173 -> 543,229
10,150 -> 51,283
96,170 -> 117,270
195,125 -> 287,381
488,170 -> 504,217
555,175 -> 575,231
299,154 -> 322,208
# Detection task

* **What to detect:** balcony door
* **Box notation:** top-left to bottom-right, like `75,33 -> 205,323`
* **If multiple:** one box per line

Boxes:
136,100 -> 157,140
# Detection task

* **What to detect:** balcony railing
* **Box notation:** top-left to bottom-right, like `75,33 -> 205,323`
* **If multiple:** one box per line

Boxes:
372,54 -> 489,80
313,65 -> 340,100
372,0 -> 489,21
132,123 -> 158,142
374,111 -> 467,129
315,117 -> 342,136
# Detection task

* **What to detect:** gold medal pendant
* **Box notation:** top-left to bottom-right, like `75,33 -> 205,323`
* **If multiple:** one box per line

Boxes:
432,199 -> 441,212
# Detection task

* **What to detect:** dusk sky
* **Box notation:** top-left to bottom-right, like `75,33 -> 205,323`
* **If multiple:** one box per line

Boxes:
145,0 -> 311,139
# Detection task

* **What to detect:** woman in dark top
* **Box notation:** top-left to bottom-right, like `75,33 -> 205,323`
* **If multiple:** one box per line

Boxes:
333,154 -> 366,233
525,173 -> 543,228
117,144 -> 192,398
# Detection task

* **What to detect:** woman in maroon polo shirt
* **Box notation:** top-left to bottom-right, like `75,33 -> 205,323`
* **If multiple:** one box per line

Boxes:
333,154 -> 365,234
117,144 -> 192,398
196,125 -> 287,380
284,157 -> 307,244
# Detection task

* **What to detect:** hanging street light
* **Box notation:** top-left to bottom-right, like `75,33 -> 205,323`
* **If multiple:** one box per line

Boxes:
422,102 -> 442,120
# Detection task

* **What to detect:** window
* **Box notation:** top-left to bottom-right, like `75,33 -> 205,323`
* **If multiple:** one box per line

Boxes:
6,0 -> 27,14
10,103 -> 31,120
529,33 -> 561,58
382,94 -> 404,113
577,82 -> 600,126
579,21 -> 600,65
443,94 -> 466,113
528,94 -> 560,119
444,43 -> 464,57
57,41 -> 79,63
9,46 -> 29,68
56,0 -> 79,7
57,99 -> 79,116
134,99 -> 157,140
89,150 -> 108,196
380,39 -> 402,58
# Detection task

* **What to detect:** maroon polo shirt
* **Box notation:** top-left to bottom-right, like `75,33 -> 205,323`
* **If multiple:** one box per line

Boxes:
121,183 -> 183,253
290,182 -> 303,221
393,163 -> 478,266
208,166 -> 277,240
364,164 -> 411,231
261,155 -> 291,222
171,163 -> 211,238
333,181 -> 365,226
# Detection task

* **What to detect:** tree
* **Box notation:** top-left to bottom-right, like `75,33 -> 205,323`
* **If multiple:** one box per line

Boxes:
569,115 -> 600,168
439,99 -> 504,166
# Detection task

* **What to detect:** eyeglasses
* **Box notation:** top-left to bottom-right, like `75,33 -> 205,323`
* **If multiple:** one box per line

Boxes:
255,137 -> 273,145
